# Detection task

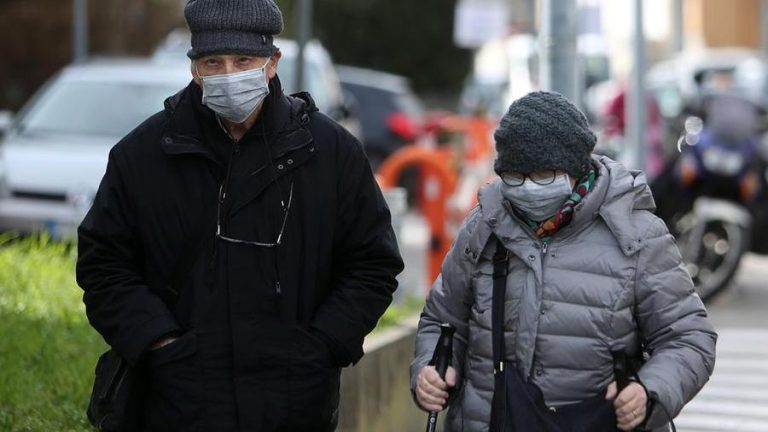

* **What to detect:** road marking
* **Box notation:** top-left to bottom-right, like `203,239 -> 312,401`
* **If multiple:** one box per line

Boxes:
676,328 -> 768,431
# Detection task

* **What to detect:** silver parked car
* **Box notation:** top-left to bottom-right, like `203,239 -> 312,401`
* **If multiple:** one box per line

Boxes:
0,58 -> 191,238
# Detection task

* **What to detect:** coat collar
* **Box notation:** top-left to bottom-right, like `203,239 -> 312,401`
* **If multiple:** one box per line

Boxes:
158,75 -> 317,160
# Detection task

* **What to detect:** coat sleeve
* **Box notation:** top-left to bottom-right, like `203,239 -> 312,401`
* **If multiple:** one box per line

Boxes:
309,132 -> 404,367
77,147 -> 181,365
634,216 -> 717,429
410,208 -> 480,404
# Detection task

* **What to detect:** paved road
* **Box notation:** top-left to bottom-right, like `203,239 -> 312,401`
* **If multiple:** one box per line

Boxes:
676,254 -> 768,432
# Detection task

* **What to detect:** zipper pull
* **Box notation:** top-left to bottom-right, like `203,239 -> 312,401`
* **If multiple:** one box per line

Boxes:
541,241 -> 549,256
275,281 -> 282,296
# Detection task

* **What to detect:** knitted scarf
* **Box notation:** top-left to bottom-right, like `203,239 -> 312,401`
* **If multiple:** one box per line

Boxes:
521,169 -> 597,242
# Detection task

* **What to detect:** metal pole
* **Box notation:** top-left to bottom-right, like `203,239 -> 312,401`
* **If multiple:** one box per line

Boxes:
628,0 -> 647,173
73,0 -> 88,63
295,0 -> 313,92
671,0 -> 684,53
539,0 -> 578,101
761,0 -> 768,54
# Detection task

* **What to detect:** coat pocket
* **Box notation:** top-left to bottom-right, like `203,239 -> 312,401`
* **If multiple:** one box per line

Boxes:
292,326 -> 338,371
149,331 -> 198,368
145,332 -> 201,430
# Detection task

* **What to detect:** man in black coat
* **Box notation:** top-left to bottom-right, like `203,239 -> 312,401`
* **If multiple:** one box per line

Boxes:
76,0 -> 404,430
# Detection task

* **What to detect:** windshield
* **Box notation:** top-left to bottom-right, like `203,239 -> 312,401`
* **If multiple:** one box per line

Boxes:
19,80 -> 182,136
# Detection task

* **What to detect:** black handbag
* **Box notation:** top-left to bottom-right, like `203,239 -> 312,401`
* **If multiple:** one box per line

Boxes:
87,349 -> 147,432
488,238 -> 621,432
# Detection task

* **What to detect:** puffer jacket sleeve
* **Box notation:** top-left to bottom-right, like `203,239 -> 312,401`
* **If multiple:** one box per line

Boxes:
634,216 -> 717,429
77,146 -> 181,366
410,207 -> 481,408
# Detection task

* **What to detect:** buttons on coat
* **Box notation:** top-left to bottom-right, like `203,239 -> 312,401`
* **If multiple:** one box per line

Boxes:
162,137 -> 173,144
489,217 -> 498,226
277,164 -> 284,170
287,159 -> 294,165
528,254 -> 536,261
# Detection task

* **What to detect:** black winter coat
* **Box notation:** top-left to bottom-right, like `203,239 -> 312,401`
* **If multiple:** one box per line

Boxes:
77,77 -> 404,431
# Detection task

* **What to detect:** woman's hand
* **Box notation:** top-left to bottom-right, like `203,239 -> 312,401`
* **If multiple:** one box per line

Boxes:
416,365 -> 457,412
606,381 -> 648,431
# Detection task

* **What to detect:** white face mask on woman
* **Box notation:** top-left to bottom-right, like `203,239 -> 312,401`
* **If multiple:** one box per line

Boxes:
199,59 -> 271,124
500,173 -> 572,221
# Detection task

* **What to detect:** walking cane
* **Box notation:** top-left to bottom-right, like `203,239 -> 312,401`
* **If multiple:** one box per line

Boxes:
425,323 -> 455,432
611,350 -> 630,392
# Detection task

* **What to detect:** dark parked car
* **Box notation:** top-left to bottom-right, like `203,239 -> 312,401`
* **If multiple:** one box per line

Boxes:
336,66 -> 425,169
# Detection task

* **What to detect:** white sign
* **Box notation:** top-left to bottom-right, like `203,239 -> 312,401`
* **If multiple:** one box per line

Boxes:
453,0 -> 510,49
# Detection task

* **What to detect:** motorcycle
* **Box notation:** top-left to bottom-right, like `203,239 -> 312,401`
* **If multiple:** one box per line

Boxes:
653,95 -> 768,302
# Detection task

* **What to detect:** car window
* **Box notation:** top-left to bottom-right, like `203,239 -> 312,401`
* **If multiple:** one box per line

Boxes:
19,80 -> 181,137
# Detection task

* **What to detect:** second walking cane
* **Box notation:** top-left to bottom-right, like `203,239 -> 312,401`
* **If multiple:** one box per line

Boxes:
425,323 -> 455,432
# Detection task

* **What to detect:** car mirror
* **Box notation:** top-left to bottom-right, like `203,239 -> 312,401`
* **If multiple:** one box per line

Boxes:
0,110 -> 13,136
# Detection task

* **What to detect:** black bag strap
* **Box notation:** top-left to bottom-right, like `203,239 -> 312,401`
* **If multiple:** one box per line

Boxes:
492,237 -> 510,372
490,237 -> 511,432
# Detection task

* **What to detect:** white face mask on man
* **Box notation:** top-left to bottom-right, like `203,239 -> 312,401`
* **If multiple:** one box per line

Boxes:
198,59 -> 271,124
500,173 -> 573,221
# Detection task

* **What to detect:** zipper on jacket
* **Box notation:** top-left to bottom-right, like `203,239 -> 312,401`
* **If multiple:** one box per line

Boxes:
541,241 -> 549,257
209,139 -> 241,271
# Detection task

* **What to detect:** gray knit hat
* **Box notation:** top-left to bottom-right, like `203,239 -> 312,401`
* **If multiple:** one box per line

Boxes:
493,91 -> 596,179
184,0 -> 284,59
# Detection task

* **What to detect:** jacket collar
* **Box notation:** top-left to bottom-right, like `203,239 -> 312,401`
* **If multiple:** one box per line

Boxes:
158,75 -> 317,159
477,155 -> 657,256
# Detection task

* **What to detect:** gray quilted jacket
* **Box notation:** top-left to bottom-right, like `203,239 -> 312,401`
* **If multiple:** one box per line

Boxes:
411,156 -> 717,432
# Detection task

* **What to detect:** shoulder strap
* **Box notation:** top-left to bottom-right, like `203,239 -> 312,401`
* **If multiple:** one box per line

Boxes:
490,237 -> 511,432
492,237 -> 510,373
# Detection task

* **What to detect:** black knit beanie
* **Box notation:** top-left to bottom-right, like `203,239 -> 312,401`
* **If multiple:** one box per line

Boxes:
493,91 -> 596,179
184,0 -> 284,59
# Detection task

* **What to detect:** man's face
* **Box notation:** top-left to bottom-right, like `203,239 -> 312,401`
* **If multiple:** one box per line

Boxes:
191,50 -> 281,85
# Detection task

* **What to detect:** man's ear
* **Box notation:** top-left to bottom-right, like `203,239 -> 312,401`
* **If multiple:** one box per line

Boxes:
191,60 -> 202,86
268,49 -> 282,80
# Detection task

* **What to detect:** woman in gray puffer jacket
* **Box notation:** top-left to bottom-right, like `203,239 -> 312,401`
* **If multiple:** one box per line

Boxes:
411,91 -> 717,432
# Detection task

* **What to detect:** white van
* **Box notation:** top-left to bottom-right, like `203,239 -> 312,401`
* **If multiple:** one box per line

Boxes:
459,33 -> 611,118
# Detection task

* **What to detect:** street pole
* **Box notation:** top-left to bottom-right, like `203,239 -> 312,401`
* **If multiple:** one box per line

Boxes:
672,0 -> 684,53
539,0 -> 578,101
73,0 -> 88,63
627,0 -> 647,173
295,0 -> 313,92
